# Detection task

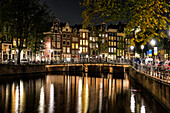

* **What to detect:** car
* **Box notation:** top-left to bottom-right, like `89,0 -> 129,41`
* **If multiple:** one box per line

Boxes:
21,59 -> 29,65
7,59 -> 15,65
161,61 -> 170,71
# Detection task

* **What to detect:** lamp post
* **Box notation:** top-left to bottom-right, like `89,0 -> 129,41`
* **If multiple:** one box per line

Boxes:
130,46 -> 134,59
78,51 -> 81,62
150,39 -> 156,65
150,39 -> 156,76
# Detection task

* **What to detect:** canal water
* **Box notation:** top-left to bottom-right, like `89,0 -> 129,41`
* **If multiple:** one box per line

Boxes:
0,72 -> 168,113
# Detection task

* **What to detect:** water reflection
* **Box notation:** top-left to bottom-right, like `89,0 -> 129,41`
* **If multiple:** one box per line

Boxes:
39,86 -> 45,113
0,73 -> 169,113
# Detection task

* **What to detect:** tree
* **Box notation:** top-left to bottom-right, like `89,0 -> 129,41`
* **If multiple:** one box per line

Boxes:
81,0 -> 169,45
0,0 -> 53,64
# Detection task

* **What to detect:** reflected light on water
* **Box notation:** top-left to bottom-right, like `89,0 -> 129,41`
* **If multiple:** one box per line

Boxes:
15,86 -> 19,113
140,105 -> 146,113
130,94 -> 135,113
77,78 -> 82,113
84,77 -> 89,113
39,86 -> 45,113
99,82 -> 103,113
20,80 -> 25,113
5,84 -> 9,111
48,84 -> 54,113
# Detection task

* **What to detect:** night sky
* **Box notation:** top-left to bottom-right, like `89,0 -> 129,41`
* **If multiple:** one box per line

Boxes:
41,0 -> 83,25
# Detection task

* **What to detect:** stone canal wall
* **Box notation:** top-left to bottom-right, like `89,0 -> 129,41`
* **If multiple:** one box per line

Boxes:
0,64 -> 46,75
129,67 -> 170,111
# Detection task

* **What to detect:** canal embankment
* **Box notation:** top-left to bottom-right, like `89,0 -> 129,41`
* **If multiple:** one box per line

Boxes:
0,64 -> 46,76
129,66 -> 170,112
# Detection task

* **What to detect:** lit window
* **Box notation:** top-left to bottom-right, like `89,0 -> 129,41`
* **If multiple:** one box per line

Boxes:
114,48 -> 116,52
76,44 -> 78,49
80,40 -> 82,45
99,34 -> 101,37
72,43 -> 74,49
86,40 -> 88,45
57,42 -> 60,48
111,42 -> 113,46
111,48 -> 113,52
102,39 -> 104,43
96,43 -> 98,48
13,38 -> 16,46
90,37 -> 92,41
105,34 -> 108,37
52,42 -> 55,48
109,42 -> 110,46
83,33 -> 85,38
109,48 -> 110,52
86,33 -> 88,38
90,43 -> 92,48
67,47 -> 70,53
111,36 -> 113,40
93,37 -> 95,42
63,47 -> 66,53
86,47 -> 88,52
80,47 -> 82,52
83,47 -> 85,53
96,37 -> 98,41
83,40 -> 85,45
102,34 -> 104,38
114,42 -> 116,46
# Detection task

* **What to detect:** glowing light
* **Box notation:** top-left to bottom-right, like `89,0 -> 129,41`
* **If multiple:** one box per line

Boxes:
141,45 -> 144,50
20,80 -> 25,113
130,94 -> 135,113
130,46 -> 134,50
48,84 -> 54,113
39,86 -> 45,113
150,39 -> 156,47
140,105 -> 146,113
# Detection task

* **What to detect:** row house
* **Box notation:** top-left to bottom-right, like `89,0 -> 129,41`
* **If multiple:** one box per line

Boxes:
43,18 -> 134,63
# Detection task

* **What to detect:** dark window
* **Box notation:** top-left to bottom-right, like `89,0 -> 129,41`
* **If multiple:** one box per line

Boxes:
67,35 -> 70,38
66,29 -> 68,31
63,41 -> 66,45
63,34 -> 66,38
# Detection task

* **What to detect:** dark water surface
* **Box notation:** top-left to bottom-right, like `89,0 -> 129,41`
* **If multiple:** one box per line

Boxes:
0,72 -> 168,113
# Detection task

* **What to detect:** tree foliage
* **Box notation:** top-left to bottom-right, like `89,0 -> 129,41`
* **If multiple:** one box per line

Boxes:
0,0 -> 53,64
81,0 -> 170,45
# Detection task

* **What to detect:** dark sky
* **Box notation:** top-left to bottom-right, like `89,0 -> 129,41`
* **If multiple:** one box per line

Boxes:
41,0 -> 83,26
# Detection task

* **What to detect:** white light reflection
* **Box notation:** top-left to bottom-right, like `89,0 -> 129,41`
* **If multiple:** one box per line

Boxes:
48,84 -> 54,113
99,82 -> 103,113
20,80 -> 25,113
130,94 -> 135,113
39,86 -> 45,113
77,78 -> 82,113
140,105 -> 146,113
15,86 -> 19,113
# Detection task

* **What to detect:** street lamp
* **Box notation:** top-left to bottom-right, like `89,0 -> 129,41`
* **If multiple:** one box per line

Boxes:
141,45 -> 144,58
130,46 -> 134,58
